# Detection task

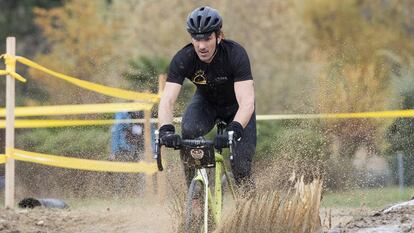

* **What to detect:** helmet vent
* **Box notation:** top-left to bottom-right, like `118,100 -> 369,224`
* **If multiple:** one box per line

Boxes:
205,17 -> 211,26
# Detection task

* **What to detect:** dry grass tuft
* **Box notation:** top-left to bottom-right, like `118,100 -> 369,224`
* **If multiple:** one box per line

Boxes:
215,176 -> 323,233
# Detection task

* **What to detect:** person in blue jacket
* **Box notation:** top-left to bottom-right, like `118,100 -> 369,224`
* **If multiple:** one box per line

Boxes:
110,111 -> 155,197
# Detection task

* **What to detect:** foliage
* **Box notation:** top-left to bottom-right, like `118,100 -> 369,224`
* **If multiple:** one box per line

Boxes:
31,0 -> 124,104
123,56 -> 169,93
0,0 -> 63,107
0,0 -> 63,55
255,120 -> 329,185
302,0 -> 414,158
317,64 -> 387,158
16,127 -> 111,159
15,126 -> 112,197
121,55 -> 194,116
386,58 -> 414,185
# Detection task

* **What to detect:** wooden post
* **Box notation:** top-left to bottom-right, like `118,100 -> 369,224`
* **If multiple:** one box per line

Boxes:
144,108 -> 154,196
157,74 -> 167,201
5,37 -> 16,208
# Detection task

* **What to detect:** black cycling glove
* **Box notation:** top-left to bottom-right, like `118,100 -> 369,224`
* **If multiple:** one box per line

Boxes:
214,121 -> 243,149
159,124 -> 181,149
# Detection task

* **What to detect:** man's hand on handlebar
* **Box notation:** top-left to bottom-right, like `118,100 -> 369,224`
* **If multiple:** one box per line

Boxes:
213,134 -> 229,149
159,124 -> 181,149
214,121 -> 243,149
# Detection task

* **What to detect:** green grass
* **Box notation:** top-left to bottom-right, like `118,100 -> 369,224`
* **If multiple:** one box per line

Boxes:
0,186 -> 413,211
322,186 -> 414,209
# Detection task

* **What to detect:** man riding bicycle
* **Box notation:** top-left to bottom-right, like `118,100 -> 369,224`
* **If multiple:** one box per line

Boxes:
158,6 -> 256,193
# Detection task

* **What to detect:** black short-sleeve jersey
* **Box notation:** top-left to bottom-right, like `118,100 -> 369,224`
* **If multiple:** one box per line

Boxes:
167,39 -> 253,107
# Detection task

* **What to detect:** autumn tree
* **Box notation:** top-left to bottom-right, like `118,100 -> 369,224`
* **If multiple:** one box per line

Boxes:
303,0 -> 414,158
31,0 -> 124,104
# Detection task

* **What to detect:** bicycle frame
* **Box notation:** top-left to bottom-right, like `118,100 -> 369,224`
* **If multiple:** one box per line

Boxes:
154,126 -> 237,232
191,152 -> 236,230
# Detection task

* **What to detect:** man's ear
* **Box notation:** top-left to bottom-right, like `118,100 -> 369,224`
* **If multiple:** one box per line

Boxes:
216,31 -> 223,44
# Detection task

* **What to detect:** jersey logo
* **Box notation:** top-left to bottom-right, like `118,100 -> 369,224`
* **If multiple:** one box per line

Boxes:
191,70 -> 207,85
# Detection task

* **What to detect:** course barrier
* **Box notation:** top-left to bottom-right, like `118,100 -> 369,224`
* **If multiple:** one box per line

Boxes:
0,149 -> 156,174
0,118 -> 156,128
0,102 -> 153,117
4,107 -> 413,129
1,38 -> 167,208
0,54 -> 160,102
255,109 -> 414,120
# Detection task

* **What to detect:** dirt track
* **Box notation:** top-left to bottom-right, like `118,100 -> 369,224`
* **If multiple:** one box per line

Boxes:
0,198 -> 172,233
329,205 -> 414,233
1,197 -> 414,233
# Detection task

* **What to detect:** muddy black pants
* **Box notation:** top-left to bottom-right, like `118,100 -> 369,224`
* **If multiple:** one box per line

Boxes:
180,91 -> 257,189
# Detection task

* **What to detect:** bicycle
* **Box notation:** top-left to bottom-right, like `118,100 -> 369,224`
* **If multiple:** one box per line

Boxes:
154,121 -> 237,233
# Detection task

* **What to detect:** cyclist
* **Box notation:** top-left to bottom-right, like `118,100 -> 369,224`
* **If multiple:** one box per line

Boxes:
158,6 -> 256,193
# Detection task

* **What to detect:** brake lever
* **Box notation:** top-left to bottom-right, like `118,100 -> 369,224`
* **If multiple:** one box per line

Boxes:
228,131 -> 235,160
154,130 -> 163,171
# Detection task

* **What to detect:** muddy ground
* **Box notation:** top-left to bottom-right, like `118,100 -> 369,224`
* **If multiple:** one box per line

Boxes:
0,197 -> 172,233
0,197 -> 413,233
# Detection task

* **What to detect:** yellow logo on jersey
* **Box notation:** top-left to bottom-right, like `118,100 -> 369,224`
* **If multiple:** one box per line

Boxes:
191,70 -> 207,85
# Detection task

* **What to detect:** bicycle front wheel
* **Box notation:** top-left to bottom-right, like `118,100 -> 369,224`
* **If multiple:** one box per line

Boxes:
184,179 -> 205,233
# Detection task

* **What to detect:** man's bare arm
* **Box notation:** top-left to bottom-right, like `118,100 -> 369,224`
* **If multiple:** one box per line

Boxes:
233,80 -> 255,128
158,82 -> 182,126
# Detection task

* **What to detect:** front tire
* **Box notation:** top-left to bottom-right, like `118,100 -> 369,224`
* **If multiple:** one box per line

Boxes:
184,179 -> 205,233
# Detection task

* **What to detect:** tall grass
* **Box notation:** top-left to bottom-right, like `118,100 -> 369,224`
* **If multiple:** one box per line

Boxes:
215,177 -> 323,233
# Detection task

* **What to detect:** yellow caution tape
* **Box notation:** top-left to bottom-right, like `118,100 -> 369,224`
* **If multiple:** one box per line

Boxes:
9,149 -> 157,174
0,69 -> 27,82
0,154 -> 5,164
0,54 -> 26,82
12,55 -> 160,102
164,109 -> 414,124
1,110 -> 414,129
0,102 -> 153,117
0,119 -> 156,128
5,53 -> 16,72
256,109 -> 414,120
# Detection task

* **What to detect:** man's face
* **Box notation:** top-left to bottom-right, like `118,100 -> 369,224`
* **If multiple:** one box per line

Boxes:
191,33 -> 221,63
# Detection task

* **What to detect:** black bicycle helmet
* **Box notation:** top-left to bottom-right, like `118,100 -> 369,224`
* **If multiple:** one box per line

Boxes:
186,6 -> 222,40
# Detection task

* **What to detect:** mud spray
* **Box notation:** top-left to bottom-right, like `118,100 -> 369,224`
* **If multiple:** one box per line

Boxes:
214,176 -> 323,233
168,167 -> 323,233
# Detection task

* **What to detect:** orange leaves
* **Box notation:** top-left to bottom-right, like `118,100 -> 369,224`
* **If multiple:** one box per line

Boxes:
31,0 -> 124,104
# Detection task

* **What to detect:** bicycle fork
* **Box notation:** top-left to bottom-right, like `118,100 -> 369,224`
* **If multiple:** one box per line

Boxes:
198,168 -> 209,233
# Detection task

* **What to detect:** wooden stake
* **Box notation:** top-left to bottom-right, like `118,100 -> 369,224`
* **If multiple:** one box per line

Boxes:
5,37 -> 16,208
157,74 -> 167,201
144,108 -> 154,196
